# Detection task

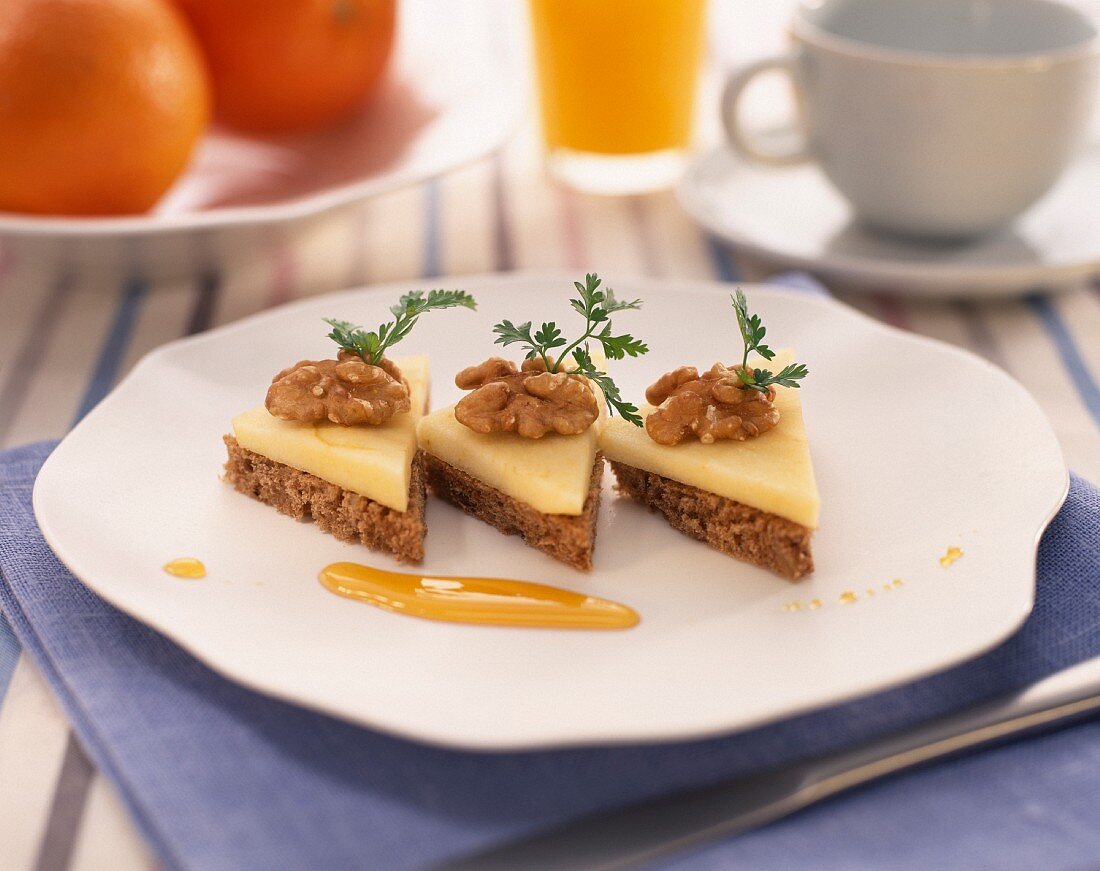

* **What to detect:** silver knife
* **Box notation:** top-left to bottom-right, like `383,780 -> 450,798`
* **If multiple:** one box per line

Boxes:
437,658 -> 1100,871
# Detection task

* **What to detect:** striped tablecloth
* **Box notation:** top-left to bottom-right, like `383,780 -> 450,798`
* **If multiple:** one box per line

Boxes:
2,106 -> 1100,871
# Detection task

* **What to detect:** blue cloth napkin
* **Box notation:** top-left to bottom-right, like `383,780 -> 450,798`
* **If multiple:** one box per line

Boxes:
2,442 -> 1100,871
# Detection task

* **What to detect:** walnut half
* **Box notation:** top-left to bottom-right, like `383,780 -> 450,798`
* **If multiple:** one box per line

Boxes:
265,351 -> 411,426
454,356 -> 599,438
645,363 -> 779,445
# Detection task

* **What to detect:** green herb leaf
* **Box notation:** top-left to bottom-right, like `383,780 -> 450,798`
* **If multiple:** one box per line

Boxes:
596,323 -> 649,360
491,319 -> 544,363
490,273 -> 648,425
326,288 -> 476,365
600,287 -> 644,315
769,362 -> 810,389
731,289 -> 808,392
493,319 -> 536,349
534,322 -> 566,351
571,347 -> 644,427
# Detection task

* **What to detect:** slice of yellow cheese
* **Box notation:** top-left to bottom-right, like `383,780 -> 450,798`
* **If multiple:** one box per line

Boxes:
416,406 -> 602,516
416,352 -> 612,517
599,352 -> 820,528
416,352 -> 610,517
231,356 -> 429,513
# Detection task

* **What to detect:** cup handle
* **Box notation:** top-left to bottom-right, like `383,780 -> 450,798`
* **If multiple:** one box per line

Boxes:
721,56 -> 809,166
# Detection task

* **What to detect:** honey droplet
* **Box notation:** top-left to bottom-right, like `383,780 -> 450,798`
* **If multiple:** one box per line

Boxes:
319,562 -> 638,630
865,588 -> 875,597
892,578 -> 904,588
808,598 -> 822,610
839,591 -> 858,604
881,583 -> 893,592
163,558 -> 206,579
939,547 -> 964,568
782,602 -> 803,613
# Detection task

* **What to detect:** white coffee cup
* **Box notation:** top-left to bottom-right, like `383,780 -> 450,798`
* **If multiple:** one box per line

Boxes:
723,0 -> 1100,238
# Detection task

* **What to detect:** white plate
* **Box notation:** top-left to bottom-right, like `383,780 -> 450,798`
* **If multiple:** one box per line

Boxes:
33,272 -> 1067,750
0,0 -> 524,239
678,144 -> 1100,297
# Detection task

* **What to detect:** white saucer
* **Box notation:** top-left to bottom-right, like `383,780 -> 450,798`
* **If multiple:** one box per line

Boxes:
677,143 -> 1100,297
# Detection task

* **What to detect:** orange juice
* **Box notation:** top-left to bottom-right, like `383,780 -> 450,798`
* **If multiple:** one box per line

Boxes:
529,0 -> 706,156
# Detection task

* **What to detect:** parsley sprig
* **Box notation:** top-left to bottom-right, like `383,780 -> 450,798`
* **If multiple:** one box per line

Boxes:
732,288 -> 808,393
324,289 -> 476,365
492,273 -> 648,426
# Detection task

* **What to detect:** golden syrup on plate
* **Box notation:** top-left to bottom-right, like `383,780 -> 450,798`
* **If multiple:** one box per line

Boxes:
939,547 -> 964,568
163,558 -> 206,579
784,582 -> 907,614
319,562 -> 639,630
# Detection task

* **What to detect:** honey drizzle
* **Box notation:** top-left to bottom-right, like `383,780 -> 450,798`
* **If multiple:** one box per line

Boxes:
319,562 -> 638,629
783,580 -> 906,613
782,552 -> 955,615
163,558 -> 206,579
940,547 -> 964,568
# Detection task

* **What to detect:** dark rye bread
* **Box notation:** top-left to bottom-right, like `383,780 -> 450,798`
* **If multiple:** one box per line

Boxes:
223,436 -> 427,563
609,461 -> 813,580
423,452 -> 603,571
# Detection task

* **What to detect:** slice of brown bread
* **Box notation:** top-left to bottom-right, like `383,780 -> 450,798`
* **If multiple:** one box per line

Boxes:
609,460 -> 813,580
423,452 -> 603,571
223,436 -> 427,563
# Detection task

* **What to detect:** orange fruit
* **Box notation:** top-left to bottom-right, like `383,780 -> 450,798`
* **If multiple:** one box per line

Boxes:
173,0 -> 396,135
0,0 -> 210,216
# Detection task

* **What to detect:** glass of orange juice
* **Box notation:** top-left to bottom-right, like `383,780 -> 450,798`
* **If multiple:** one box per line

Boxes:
528,0 -> 706,194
